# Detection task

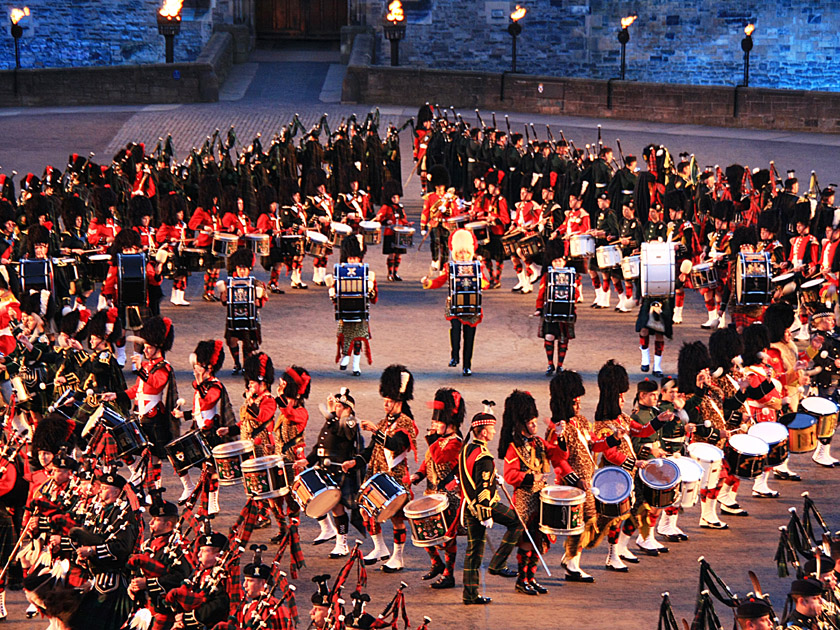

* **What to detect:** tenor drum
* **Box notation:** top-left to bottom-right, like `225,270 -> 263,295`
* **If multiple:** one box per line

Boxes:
85,253 -> 112,283
358,473 -> 409,523
53,257 -> 80,284
516,232 -> 544,259
641,241 -> 676,297
800,278 -> 825,310
690,262 -> 718,289
621,255 -> 641,280
748,422 -> 790,467
242,455 -> 294,500
779,412 -> 818,453
591,466 -> 633,518
800,396 -> 838,440
596,245 -> 622,269
538,485 -> 586,536
465,221 -> 490,246
279,234 -> 305,258
305,231 -> 332,258
331,222 -> 353,247
736,251 -> 772,305
165,430 -> 211,476
359,221 -> 382,245
404,494 -> 453,547
393,226 -> 415,249
669,455 -> 704,508
244,233 -> 270,258
180,247 -> 208,272
686,442 -> 724,489
291,467 -> 341,518
724,434 -> 768,479
20,259 -> 52,294
110,418 -> 149,460
569,234 -> 595,258
212,439 -> 255,486
639,459 -> 681,508
212,233 -> 239,258
543,267 -> 576,323
501,230 -> 526,260
443,215 -> 468,232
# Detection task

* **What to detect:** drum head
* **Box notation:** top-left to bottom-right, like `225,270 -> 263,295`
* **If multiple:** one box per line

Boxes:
801,397 -> 838,416
404,494 -> 448,518
781,412 -> 818,430
687,442 -> 724,463
360,221 -> 381,230
332,223 -> 353,234
670,456 -> 704,483
640,459 -> 681,488
728,434 -> 769,457
748,422 -> 788,444
306,487 -> 342,518
540,485 -> 585,504
801,278 -> 824,290
591,467 -> 633,503
772,272 -> 795,284
306,231 -> 328,243
212,439 -> 253,456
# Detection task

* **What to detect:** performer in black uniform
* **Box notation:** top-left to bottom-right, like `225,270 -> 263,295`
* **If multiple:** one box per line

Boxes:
784,578 -> 826,630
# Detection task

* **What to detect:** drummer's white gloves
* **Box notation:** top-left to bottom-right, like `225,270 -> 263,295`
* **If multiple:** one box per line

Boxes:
421,229 -> 427,237
481,518 -> 494,529
155,249 -> 170,264
324,274 -> 335,288
214,280 -> 226,298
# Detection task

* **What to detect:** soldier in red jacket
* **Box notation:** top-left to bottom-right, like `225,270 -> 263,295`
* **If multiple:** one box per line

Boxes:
188,177 -> 224,302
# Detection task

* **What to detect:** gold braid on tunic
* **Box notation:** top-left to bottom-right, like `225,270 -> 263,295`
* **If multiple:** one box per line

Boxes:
239,391 -> 275,457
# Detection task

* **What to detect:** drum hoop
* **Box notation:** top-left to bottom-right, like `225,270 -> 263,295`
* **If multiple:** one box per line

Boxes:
212,440 -> 254,456
728,434 -> 769,456
687,443 -> 724,462
404,494 -> 449,519
639,460 -> 681,488
591,467 -> 633,502
242,455 -> 283,473
539,485 -> 586,505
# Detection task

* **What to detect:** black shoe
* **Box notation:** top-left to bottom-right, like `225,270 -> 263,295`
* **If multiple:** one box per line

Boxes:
255,517 -> 272,530
488,566 -> 517,578
353,370 -> 361,377
463,596 -> 492,605
652,370 -> 663,378
232,365 -> 242,375
388,274 -> 395,282
773,470 -> 802,481
564,570 -> 594,583
720,503 -> 749,516
545,365 -> 555,377
634,544 -> 659,557
605,563 -> 629,573
677,533 -> 689,541
381,564 -> 403,573
752,489 -> 780,498
529,579 -> 549,593
271,533 -> 285,543
662,534 -> 682,543
515,580 -> 538,596
431,574 -> 455,589
202,293 -> 214,302
422,563 -> 445,581
339,363 -> 347,371
463,368 -> 472,376
393,274 -> 403,281
619,554 -> 640,564
511,286 -> 523,293
641,364 -> 650,373
449,358 -> 458,367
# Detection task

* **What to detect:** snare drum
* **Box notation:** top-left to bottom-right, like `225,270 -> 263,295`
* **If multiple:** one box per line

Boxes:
724,434 -> 768,479
291,467 -> 341,518
501,230 -> 525,260
212,233 -> 239,258
180,247 -> 208,272
331,223 -> 353,247
538,485 -> 586,536
53,257 -> 80,284
596,245 -> 622,269
358,473 -> 409,523
244,233 -> 270,258
669,455 -> 704,508
641,241 -> 675,297
279,234 -> 305,258
516,232 -> 544,259
639,459 -> 681,508
736,251 -> 772,305
305,231 -> 332,258
465,221 -> 490,246
165,431 -> 211,476
748,422 -> 790,467
686,442 -> 724,488
212,439 -> 255,486
393,226 -> 415,248
621,255 -> 641,280
800,396 -> 838,440
242,455 -> 293,500
569,234 -> 595,258
110,418 -> 149,460
443,215 -> 467,232
403,494 -> 453,547
690,262 -> 718,289
772,272 -> 798,299
359,221 -> 382,245
800,278 -> 825,310
85,253 -> 112,283
779,412 -> 818,453
591,466 -> 633,518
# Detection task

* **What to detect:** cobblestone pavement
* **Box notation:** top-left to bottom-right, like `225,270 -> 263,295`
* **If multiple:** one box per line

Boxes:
0,48 -> 838,629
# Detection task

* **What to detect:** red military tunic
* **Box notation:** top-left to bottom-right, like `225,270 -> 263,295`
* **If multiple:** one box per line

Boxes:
222,211 -> 253,237
87,217 -> 121,248
125,356 -> 174,421
188,207 -> 222,248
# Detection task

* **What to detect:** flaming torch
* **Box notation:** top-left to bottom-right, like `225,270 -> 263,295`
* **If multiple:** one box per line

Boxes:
9,7 -> 29,70
383,0 -> 406,67
508,5 -> 526,73
618,15 -> 636,80
157,0 -> 183,64
741,23 -> 755,87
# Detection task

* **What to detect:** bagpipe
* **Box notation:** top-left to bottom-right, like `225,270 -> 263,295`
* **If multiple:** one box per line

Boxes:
775,491 -> 832,578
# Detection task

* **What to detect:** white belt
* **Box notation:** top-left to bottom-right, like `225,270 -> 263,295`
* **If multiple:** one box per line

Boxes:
138,392 -> 163,416
384,448 -> 407,471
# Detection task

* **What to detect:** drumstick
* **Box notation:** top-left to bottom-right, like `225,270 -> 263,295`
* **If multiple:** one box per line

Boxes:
495,474 -> 551,577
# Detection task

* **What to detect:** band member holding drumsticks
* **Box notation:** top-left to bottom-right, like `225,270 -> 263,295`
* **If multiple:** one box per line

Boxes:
374,179 -> 411,282
500,390 -> 578,595
475,170 -> 510,289
305,172 -> 335,287
554,182 -> 590,302
188,176 -> 224,302
408,387 -> 465,590
256,185 -> 289,294
535,237 -> 576,376
420,165 -> 455,273
101,228 -> 164,327
509,185 -> 541,295
587,192 -> 614,308
700,200 -> 734,329
156,193 -> 191,306
356,364 -> 417,571
788,202 -> 821,341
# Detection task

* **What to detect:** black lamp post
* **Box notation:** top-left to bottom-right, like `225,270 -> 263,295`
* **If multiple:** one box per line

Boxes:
157,1 -> 183,64
9,7 -> 29,70
741,24 -> 754,87
508,6 -> 526,73
383,1 -> 406,67
617,15 -> 636,81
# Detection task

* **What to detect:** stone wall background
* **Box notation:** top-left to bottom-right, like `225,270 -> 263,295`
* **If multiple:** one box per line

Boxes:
358,0 -> 840,92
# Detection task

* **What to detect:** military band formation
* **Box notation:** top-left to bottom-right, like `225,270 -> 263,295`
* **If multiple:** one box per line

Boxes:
0,102 -> 837,630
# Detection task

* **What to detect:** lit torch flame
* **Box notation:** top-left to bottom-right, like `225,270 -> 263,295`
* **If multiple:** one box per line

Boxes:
744,23 -> 755,36
621,15 -> 637,29
386,0 -> 404,23
10,7 -> 29,25
159,0 -> 184,19
511,5 -> 526,22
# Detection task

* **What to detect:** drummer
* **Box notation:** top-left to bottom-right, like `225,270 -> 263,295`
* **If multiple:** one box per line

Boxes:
788,202 -> 821,341
255,185 -> 288,294
156,193 -> 191,307
304,171 -> 335,287
700,200 -> 734,330
187,176 -> 224,303
409,387 -> 465,590
554,182 -> 590,302
473,170 -> 509,289
59,195 -> 93,305
420,165 -> 455,273
374,180 -> 411,282
282,183 -> 309,290
100,228 -> 163,327
220,190 -> 254,244
611,194 -> 643,313
217,248 -> 267,375
509,185 -> 541,295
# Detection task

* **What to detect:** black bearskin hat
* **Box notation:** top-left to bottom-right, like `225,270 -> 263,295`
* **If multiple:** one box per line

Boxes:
709,328 -> 744,374
725,164 -> 745,200
281,365 -> 311,400
340,234 -> 365,263
61,195 -> 86,228
756,210 -> 779,234
192,339 -> 225,374
160,193 -> 187,225
110,226 -> 141,253
230,247 -> 254,270
763,302 -> 795,344
244,352 -> 275,385
311,574 -> 331,607
730,225 -> 757,256
544,237 -> 565,264
752,169 -> 771,192
129,316 -> 174,352
417,103 -> 434,126
428,164 -> 450,189
79,308 -> 121,344
382,179 -> 400,202
0,199 -> 14,226
677,341 -> 711,395
59,309 -> 83,338
549,369 -> 585,423
258,185 -> 278,214
379,364 -> 414,402
199,176 -> 222,209
568,180 -> 584,199
129,195 -> 153,226
712,199 -> 734,222
793,201 -> 812,227
32,412 -> 72,455
663,188 -> 688,215
26,224 -> 51,256
742,323 -> 771,367
93,186 -> 117,219
498,389 -> 539,457
594,359 -> 629,422
432,387 -> 466,429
